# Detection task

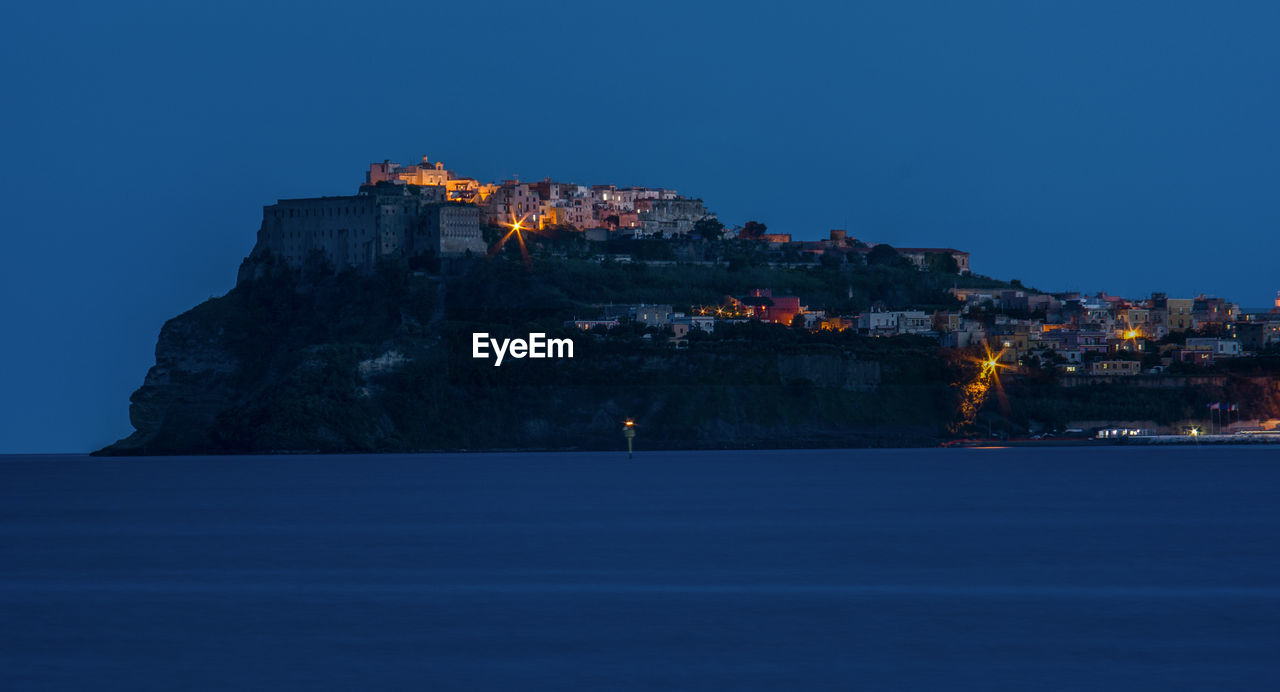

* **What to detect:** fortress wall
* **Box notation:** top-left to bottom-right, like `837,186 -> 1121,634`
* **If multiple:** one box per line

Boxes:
259,191 -> 485,272
262,196 -> 379,270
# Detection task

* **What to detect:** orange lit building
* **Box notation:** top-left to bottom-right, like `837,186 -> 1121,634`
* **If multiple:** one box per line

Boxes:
727,289 -> 802,325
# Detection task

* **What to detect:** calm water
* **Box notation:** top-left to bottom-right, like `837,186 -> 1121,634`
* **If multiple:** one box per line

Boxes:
1,447 -> 1278,690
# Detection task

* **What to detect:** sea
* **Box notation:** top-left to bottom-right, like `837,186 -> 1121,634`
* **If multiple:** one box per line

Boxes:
1,447 -> 1277,691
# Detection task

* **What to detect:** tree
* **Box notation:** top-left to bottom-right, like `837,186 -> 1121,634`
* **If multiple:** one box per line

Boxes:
692,216 -> 725,240
866,244 -> 901,266
302,248 -> 333,282
481,224 -> 505,246
739,220 -> 768,240
926,252 -> 960,274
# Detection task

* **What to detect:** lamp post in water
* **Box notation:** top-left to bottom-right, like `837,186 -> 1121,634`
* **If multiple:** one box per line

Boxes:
623,419 -> 636,459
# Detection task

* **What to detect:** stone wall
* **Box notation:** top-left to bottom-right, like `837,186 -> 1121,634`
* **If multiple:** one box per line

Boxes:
246,183 -> 483,279
637,199 -> 709,237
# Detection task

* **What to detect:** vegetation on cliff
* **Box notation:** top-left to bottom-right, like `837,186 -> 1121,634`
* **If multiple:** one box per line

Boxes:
98,253 -> 1279,455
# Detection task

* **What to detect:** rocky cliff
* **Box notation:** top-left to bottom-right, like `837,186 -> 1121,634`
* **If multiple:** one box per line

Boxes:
97,259 -> 960,454
102,255 -> 1273,455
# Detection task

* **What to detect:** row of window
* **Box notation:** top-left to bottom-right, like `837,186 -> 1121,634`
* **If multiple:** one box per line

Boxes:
276,205 -> 370,219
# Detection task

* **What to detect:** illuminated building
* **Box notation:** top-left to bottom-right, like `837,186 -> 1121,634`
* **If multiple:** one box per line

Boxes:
367,156 -> 449,187
727,289 -> 802,325
1088,360 -> 1141,376
1166,298 -> 1195,331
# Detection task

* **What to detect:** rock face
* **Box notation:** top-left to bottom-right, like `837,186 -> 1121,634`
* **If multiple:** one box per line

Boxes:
776,354 -> 880,391
98,261 -> 957,455
103,308 -> 241,455
98,254 -> 1280,455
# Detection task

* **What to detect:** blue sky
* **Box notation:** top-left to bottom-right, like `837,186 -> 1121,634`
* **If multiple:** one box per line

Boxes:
2,1 -> 1278,452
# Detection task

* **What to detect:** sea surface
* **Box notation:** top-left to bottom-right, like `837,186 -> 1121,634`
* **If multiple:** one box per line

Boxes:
1,447 -> 1278,690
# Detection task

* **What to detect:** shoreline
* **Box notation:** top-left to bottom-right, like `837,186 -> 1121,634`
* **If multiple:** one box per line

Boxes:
75,435 -> 1280,457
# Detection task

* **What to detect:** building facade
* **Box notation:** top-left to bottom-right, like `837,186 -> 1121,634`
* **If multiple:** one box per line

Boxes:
241,181 -> 484,280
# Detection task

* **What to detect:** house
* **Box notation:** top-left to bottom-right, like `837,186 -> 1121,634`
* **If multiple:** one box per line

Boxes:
857,311 -> 900,335
991,330 -> 1031,358
635,305 -> 674,327
672,314 -> 715,334
896,311 -> 933,334
800,311 -> 827,330
1193,296 -> 1237,325
1185,337 -> 1241,358
561,198 -> 597,229
1088,360 -> 1140,376
818,317 -> 857,332
1174,349 -> 1214,366
932,311 -> 961,333
857,310 -> 931,336
566,319 -> 619,331
939,320 -> 986,348
1166,298 -> 1195,331
1231,320 -> 1280,350
950,288 -> 998,304
728,289 -> 802,325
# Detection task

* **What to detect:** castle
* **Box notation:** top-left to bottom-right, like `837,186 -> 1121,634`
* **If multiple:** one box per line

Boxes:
238,154 -> 717,282
239,161 -> 487,282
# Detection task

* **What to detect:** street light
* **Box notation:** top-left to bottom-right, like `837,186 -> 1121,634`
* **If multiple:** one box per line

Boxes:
623,419 -> 636,459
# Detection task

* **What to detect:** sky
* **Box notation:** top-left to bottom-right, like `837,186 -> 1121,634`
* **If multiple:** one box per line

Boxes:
1,0 -> 1278,453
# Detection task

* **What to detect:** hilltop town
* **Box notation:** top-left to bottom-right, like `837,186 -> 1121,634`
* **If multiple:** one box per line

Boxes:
100,157 -> 1280,455
239,155 -> 1279,391
239,154 -> 970,276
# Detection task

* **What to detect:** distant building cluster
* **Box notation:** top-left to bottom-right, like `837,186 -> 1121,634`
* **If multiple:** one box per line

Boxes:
243,155 -> 980,278
924,290 -> 1280,374
367,156 -> 712,238
569,286 -> 1280,374
242,155 -> 727,277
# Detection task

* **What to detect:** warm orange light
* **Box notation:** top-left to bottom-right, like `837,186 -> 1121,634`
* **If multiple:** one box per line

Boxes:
1125,329 -> 1139,339
624,419 -> 635,428
490,212 -> 535,266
